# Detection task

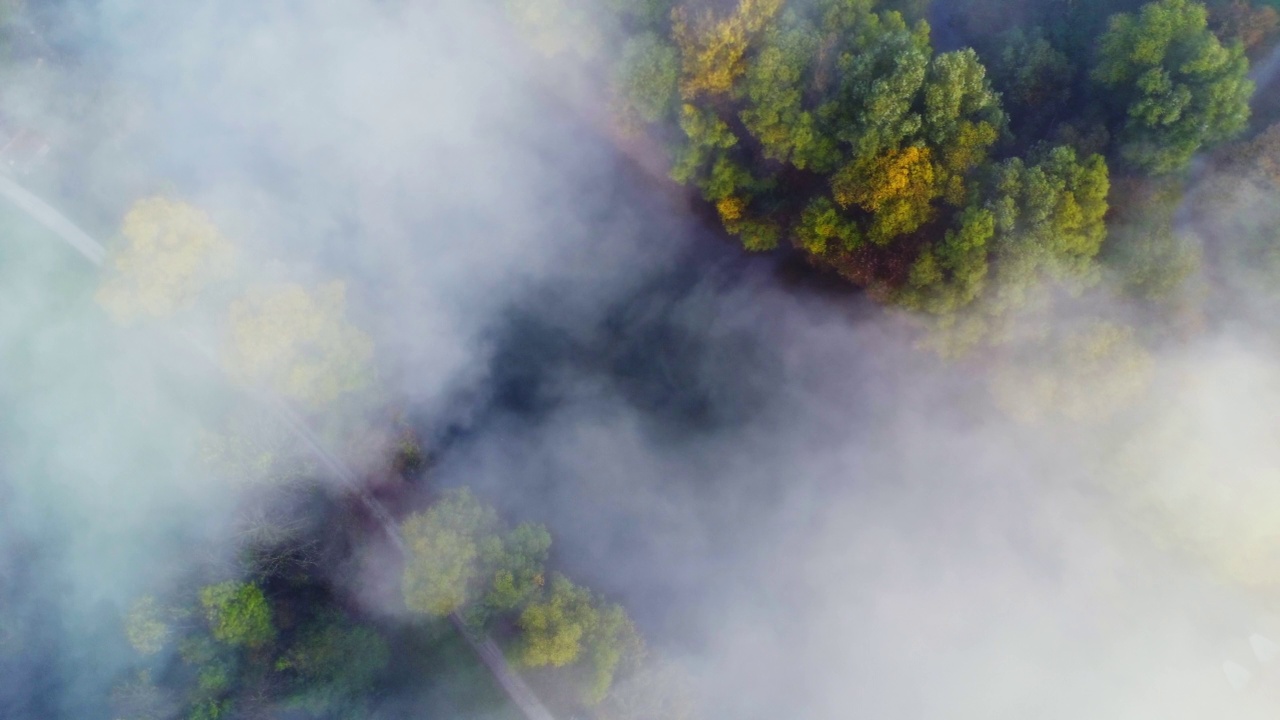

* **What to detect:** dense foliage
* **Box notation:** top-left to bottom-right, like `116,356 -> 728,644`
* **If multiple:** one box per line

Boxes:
115,480 -> 662,720
400,488 -> 646,709
510,0 -> 1264,352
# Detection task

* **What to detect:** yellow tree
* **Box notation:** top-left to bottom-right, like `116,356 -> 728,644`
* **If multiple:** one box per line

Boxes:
96,197 -> 235,324
223,282 -> 373,406
401,489 -> 499,617
515,574 -> 599,668
831,145 -> 939,243
673,0 -> 784,98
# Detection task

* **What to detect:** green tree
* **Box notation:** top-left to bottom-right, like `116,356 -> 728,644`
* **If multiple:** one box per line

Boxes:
896,205 -> 995,314
670,103 -> 738,186
579,603 -> 644,705
986,146 -> 1111,312
515,574 -> 599,668
1182,146 -> 1279,299
1093,0 -> 1253,174
817,12 -> 1002,244
793,196 -> 861,255
988,28 -> 1075,141
199,581 -> 274,649
738,15 -> 838,171
602,0 -> 675,32
617,33 -> 680,125
400,488 -> 498,617
478,522 -> 552,617
922,49 -> 1006,205
187,699 -> 232,720
274,613 -> 390,715
882,0 -> 931,23
823,11 -> 931,160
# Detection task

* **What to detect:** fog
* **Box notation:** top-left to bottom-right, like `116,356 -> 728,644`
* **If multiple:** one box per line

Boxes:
3,0 -> 1280,719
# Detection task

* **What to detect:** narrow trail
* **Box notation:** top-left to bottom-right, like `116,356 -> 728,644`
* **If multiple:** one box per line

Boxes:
0,174 -> 558,720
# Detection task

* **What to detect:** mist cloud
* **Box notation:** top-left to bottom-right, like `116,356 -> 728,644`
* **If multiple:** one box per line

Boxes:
3,1 -> 1280,719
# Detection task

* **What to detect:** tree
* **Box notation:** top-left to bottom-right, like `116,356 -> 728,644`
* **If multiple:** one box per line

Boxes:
882,0 -> 931,23
985,146 -> 1110,312
1178,127 -> 1280,299
987,28 -> 1075,141
907,146 -> 1109,353
515,574 -> 599,668
223,281 -> 373,407
400,488 -> 498,617
197,409 -> 309,490
616,33 -> 680,125
670,103 -> 738,186
922,49 -> 1005,204
1218,121 -> 1280,187
96,197 -> 235,324
812,12 -> 1001,245
1093,0 -> 1253,174
738,16 -> 838,171
831,145 -> 939,243
793,196 -> 861,255
199,581 -> 274,649
673,0 -> 784,99
579,602 -> 644,705
823,11 -> 932,160
601,0 -> 675,32
478,522 -> 551,617
274,613 -> 389,714
895,205 -> 994,314
125,595 -> 171,656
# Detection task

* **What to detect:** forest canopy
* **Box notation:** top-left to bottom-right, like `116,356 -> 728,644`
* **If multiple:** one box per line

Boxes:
514,0 -> 1260,349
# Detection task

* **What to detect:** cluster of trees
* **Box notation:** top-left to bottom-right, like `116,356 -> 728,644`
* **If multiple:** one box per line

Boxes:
96,196 -> 373,409
117,582 -> 394,720
630,0 -> 1247,325
94,191 -> 685,716
512,0 -> 1261,357
399,488 -> 660,711
115,514 -> 393,720
112,481 -> 686,720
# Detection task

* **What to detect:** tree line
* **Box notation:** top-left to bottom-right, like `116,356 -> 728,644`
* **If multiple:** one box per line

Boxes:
511,0 -> 1265,355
